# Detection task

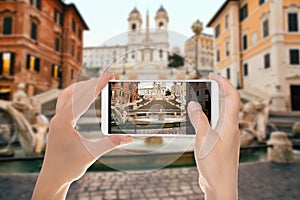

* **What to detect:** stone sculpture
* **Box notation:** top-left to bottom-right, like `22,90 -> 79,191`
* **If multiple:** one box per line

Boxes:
0,83 -> 49,155
239,101 -> 269,146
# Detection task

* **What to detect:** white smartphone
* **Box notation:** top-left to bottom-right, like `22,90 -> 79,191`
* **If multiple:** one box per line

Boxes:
101,80 -> 219,137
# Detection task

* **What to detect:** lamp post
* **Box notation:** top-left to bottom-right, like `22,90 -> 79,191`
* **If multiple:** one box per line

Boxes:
192,19 -> 203,78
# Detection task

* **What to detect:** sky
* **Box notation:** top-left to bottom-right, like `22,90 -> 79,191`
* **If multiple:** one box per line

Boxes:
65,0 -> 225,47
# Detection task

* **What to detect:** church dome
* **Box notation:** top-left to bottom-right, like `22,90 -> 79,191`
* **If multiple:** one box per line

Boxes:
157,5 -> 167,14
130,7 -> 140,15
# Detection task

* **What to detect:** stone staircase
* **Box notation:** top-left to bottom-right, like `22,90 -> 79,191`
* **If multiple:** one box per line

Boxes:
239,88 -> 271,103
33,89 -> 61,118
76,98 -> 103,139
136,100 -> 181,112
38,92 -> 103,139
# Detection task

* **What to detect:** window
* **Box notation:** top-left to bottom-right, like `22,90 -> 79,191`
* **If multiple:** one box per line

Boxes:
215,24 -> 220,38
26,55 -> 40,72
263,19 -> 269,38
264,53 -> 270,69
0,52 -> 15,76
259,0 -> 266,5
70,69 -> 74,80
52,65 -> 60,78
54,9 -> 63,26
288,13 -> 298,32
31,22 -> 38,41
240,4 -> 248,22
226,41 -> 230,56
290,49 -> 300,65
216,49 -> 220,62
243,63 -> 248,76
30,0 -> 42,10
226,68 -> 231,80
3,17 -> 13,35
55,38 -> 60,52
243,34 -> 248,50
72,19 -> 76,33
159,22 -> 164,28
71,43 -> 75,57
225,15 -> 229,29
252,32 -> 258,45
159,49 -> 163,59
78,28 -> 82,40
131,23 -> 137,31
77,49 -> 81,62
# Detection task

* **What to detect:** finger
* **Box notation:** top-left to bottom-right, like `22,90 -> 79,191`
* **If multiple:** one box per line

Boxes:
187,101 -> 210,146
209,73 -> 239,100
72,72 -> 112,123
55,72 -> 113,123
209,73 -> 240,125
82,135 -> 133,158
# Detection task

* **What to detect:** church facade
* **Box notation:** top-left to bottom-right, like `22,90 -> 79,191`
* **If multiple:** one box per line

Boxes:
83,6 -> 170,78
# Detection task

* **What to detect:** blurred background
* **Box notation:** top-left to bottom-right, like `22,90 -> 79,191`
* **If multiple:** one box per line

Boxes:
0,0 -> 300,199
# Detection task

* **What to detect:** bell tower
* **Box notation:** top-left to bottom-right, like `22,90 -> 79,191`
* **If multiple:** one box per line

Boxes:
128,7 -> 142,31
155,5 -> 169,29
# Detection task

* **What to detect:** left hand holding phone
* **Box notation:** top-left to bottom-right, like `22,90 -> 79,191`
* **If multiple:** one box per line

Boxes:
32,72 -> 132,200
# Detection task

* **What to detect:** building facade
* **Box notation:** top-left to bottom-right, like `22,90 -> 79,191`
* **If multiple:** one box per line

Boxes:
184,33 -> 214,77
83,45 -> 127,69
0,0 -> 88,100
111,82 -> 139,106
83,6 -> 169,78
207,0 -> 300,111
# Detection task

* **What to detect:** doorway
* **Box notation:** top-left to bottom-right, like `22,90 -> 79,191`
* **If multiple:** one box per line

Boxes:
290,85 -> 300,111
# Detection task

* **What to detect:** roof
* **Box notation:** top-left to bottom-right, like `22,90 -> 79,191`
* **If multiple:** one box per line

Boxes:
157,5 -> 167,13
63,2 -> 89,30
130,7 -> 140,15
206,0 -> 238,27
186,33 -> 213,42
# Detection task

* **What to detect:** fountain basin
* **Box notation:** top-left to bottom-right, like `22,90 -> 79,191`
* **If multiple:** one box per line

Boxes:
0,149 -> 14,157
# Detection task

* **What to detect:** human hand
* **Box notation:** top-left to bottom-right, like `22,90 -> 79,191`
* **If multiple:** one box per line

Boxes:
188,73 -> 240,200
32,72 -> 132,200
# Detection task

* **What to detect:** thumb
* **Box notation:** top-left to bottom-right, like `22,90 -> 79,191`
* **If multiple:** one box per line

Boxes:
187,101 -> 210,143
83,135 -> 133,158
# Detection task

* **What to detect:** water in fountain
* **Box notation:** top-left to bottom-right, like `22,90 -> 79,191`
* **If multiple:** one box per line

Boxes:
0,111 -> 16,157
0,136 -> 17,157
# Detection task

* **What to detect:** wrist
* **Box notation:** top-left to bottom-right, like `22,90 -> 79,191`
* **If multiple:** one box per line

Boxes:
200,171 -> 238,200
205,187 -> 238,200
32,167 -> 73,200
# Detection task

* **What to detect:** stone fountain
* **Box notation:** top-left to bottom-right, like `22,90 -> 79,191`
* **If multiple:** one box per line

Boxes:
239,101 -> 270,146
0,83 -> 49,156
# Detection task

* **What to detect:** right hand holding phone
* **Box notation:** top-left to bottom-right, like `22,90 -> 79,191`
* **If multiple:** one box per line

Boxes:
187,73 -> 240,200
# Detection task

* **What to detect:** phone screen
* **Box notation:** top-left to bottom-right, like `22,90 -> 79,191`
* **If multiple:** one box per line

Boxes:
108,81 -> 211,135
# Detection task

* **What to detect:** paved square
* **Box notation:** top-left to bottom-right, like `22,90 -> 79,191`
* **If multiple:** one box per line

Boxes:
0,160 -> 299,200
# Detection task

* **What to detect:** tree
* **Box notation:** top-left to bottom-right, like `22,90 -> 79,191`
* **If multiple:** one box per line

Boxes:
168,53 -> 184,68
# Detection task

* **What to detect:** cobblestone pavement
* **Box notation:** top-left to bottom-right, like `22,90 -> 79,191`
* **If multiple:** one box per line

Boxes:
0,160 -> 300,200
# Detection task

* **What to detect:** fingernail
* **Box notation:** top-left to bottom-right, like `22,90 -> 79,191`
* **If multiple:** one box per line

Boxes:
188,101 -> 202,113
120,136 -> 133,145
